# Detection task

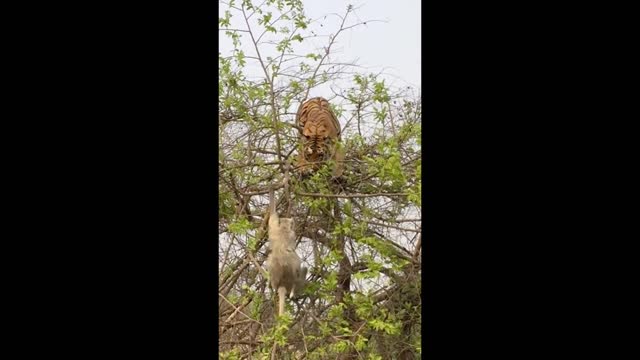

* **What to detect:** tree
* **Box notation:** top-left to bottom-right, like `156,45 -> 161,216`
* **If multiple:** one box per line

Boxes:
219,1 -> 421,358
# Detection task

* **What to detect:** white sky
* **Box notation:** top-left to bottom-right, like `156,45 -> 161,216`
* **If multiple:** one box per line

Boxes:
219,0 -> 421,90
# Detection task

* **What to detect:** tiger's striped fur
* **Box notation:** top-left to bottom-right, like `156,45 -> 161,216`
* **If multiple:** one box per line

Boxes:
295,97 -> 344,177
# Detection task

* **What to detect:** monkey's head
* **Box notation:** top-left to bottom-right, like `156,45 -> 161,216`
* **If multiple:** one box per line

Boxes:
279,218 -> 295,233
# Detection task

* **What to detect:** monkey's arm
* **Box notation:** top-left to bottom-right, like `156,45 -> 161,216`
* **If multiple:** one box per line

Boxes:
268,187 -> 276,216
268,186 -> 279,229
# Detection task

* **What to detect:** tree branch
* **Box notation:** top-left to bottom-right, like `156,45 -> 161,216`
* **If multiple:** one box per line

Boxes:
296,192 -> 409,198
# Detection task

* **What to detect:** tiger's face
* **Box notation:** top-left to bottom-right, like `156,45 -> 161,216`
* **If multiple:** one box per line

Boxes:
302,129 -> 331,159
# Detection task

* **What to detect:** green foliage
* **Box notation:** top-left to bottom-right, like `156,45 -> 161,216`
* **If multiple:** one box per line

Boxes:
353,292 -> 375,319
219,11 -> 232,28
327,302 -> 346,320
265,24 -> 277,33
246,233 -> 259,252
294,15 -> 308,29
258,12 -> 273,26
289,80 -> 301,93
225,30 -> 241,48
373,80 -> 391,103
250,291 -> 263,318
355,334 -> 368,351
373,105 -> 387,122
276,38 -> 292,53
234,50 -> 246,67
219,349 -> 240,360
353,255 -> 382,280
228,217 -> 252,235
241,0 -> 253,10
368,316 -> 401,336
330,340 -> 349,353
218,189 -> 235,220
322,271 -> 338,293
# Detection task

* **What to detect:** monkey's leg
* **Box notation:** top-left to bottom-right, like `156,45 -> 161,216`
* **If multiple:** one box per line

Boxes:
277,286 -> 287,316
291,267 -> 308,298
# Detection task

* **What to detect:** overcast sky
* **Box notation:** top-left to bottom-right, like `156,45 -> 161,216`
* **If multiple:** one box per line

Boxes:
219,0 -> 421,93
303,0 -> 421,88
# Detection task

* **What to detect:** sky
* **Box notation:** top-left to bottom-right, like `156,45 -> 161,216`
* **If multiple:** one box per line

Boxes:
219,0 -> 421,91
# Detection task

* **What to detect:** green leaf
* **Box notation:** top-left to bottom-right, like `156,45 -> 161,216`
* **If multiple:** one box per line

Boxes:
259,12 -> 273,25
290,80 -> 301,93
305,53 -> 321,61
234,50 -> 246,67
228,217 -> 252,235
242,0 -> 253,10
355,335 -> 368,351
276,39 -> 291,52
294,16 -> 308,29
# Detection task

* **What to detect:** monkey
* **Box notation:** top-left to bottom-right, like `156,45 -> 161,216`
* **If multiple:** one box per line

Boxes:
266,187 -> 307,317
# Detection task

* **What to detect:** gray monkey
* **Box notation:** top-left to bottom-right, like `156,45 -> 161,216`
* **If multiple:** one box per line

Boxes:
266,188 -> 307,316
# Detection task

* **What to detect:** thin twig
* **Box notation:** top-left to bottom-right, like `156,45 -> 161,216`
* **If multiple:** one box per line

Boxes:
365,220 -> 421,233
241,4 -> 285,172
219,292 -> 263,325
413,232 -> 422,261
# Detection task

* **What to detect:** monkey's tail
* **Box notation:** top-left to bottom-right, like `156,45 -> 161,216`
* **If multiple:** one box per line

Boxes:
277,286 -> 287,317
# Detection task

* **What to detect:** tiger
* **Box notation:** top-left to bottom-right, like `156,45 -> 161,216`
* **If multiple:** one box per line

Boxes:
294,97 -> 345,178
